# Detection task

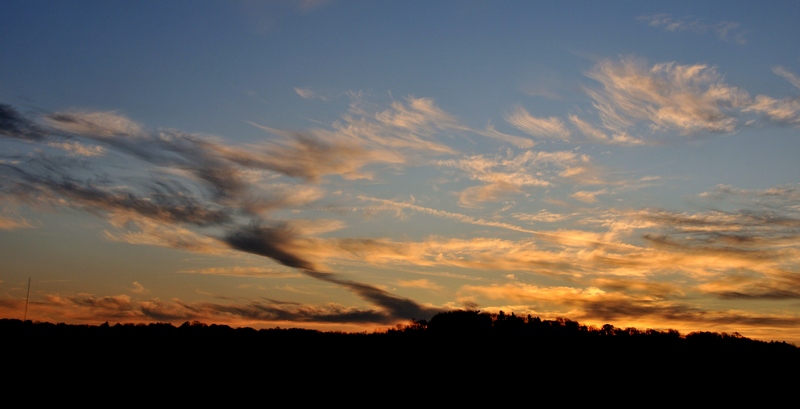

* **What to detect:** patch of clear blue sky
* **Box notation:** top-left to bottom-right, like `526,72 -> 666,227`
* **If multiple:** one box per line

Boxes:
3,1 -> 795,132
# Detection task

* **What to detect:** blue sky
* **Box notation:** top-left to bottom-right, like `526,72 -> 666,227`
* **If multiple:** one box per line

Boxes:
2,1 -> 800,342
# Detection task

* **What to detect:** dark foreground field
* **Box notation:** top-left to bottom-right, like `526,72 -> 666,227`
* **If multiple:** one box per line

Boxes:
4,310 -> 798,391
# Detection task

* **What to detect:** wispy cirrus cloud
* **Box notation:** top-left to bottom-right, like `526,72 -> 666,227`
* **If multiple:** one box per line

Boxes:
179,266 -> 301,278
743,95 -> 800,125
586,57 -> 751,136
571,189 -> 608,203
44,110 -> 144,138
698,183 -> 800,204
584,188 -> 800,301
0,203 -> 32,230
575,57 -> 800,142
437,149 -> 587,206
513,209 -> 574,224
302,233 -> 640,279
476,123 -> 537,149
637,14 -> 747,44
0,292 -> 416,326
395,278 -> 443,291
505,106 -> 571,140
311,186 -> 800,305
294,86 -> 332,101
231,126 -> 401,182
47,141 -> 105,157
357,196 -> 539,234
773,66 -> 800,91
131,282 -> 148,294
370,96 -> 460,136
243,95 -> 461,182
699,272 -> 800,301
568,114 -> 645,145
0,214 -> 32,230
103,211 -> 232,255
454,183 -> 521,208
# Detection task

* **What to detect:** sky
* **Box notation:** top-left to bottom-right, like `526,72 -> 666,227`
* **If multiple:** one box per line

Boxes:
2,1 -> 800,342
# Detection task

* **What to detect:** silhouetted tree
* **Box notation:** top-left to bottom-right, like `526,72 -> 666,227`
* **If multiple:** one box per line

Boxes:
427,310 -> 492,335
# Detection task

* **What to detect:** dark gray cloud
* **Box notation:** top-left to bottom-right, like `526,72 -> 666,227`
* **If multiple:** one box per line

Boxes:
201,300 -> 393,324
223,224 -> 439,321
718,289 -> 800,300
636,205 -> 800,266
643,233 -> 779,261
224,224 -> 317,271
579,298 -> 800,328
715,271 -> 800,300
0,104 -> 46,140
639,208 -> 800,233
630,202 -> 800,303
44,112 -> 247,200
5,293 -> 366,325
2,161 -> 232,227
305,270 -> 440,321
0,299 -> 22,309
580,298 -> 699,323
68,294 -> 134,310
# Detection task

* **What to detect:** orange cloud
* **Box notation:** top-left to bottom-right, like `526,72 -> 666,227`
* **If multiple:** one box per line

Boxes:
506,106 -> 571,140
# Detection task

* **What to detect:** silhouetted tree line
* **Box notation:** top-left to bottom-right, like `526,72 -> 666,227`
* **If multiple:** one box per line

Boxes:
3,310 -> 798,380
3,310 -> 797,350
389,310 -> 798,358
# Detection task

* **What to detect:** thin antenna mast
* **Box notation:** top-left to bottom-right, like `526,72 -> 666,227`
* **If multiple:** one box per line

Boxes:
23,277 -> 31,321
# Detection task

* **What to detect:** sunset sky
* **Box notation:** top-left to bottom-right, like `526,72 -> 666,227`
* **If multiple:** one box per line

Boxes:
2,1 -> 800,342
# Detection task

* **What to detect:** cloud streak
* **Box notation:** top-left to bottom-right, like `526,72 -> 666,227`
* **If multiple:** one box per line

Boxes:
637,14 -> 747,44
0,101 -> 448,324
773,66 -> 800,91
506,107 -> 571,140
221,223 -> 441,321
0,292 -> 407,325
